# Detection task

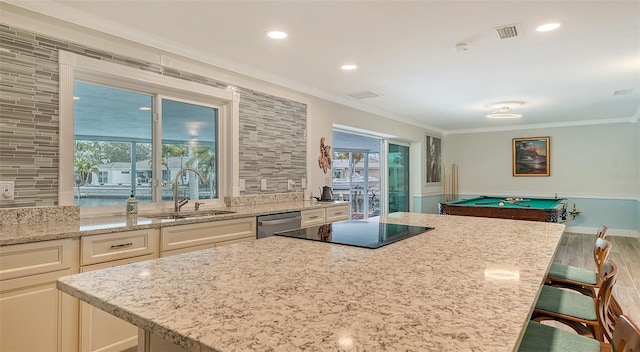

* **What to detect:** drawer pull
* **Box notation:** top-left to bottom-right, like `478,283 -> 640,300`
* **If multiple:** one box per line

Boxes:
110,242 -> 134,249
309,215 -> 320,219
334,212 -> 343,215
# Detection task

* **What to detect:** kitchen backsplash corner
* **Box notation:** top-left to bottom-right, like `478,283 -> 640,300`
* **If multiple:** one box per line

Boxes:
0,205 -> 80,225
225,192 -> 304,207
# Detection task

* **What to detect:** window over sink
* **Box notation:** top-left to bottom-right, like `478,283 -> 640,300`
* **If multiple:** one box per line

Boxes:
59,51 -> 239,215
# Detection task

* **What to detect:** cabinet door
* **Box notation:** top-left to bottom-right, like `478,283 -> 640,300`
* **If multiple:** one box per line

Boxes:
161,217 -> 256,252
325,205 -> 349,223
301,209 -> 325,227
80,254 -> 156,352
1,269 -> 78,352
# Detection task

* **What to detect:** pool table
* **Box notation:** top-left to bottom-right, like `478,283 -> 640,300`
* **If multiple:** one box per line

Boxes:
438,196 -> 568,222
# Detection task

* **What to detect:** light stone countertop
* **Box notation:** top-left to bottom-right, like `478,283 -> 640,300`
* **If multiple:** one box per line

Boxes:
0,200 -> 347,246
57,213 -> 565,352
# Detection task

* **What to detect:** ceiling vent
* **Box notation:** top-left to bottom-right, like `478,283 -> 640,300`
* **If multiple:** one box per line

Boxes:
346,91 -> 383,99
494,24 -> 520,39
613,89 -> 632,96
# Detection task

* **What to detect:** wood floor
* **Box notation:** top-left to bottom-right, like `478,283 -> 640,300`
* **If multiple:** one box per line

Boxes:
552,232 -> 640,325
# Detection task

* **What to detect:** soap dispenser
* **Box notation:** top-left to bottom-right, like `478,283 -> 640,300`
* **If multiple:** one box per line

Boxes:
126,191 -> 138,217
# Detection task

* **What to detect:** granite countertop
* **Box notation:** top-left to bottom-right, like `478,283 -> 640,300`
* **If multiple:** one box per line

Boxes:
0,200 -> 347,246
57,213 -> 565,352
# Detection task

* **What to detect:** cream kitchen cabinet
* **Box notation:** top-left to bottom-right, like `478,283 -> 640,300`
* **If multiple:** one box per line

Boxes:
325,205 -> 349,223
0,238 -> 80,352
79,228 -> 159,352
301,205 -> 350,228
161,217 -> 256,256
300,208 -> 325,228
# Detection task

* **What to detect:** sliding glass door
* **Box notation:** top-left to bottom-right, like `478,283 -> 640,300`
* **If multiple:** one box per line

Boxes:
332,151 -> 381,219
387,143 -> 409,213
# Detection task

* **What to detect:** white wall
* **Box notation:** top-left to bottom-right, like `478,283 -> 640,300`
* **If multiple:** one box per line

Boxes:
444,122 -> 638,199
443,122 -> 639,234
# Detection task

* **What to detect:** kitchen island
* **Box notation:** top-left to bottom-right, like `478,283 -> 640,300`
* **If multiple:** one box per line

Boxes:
57,213 -> 564,351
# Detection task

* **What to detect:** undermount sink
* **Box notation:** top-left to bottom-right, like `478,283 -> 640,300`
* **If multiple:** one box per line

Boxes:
142,210 -> 236,220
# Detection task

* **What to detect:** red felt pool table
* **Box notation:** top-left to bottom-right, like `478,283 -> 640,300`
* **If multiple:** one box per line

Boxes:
438,196 -> 568,222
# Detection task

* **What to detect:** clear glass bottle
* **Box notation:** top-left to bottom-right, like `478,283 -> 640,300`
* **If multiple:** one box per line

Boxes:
126,191 -> 138,217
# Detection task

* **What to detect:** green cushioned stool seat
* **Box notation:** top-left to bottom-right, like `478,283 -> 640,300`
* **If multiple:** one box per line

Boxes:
518,321 -> 601,352
535,285 -> 597,321
548,263 -> 597,285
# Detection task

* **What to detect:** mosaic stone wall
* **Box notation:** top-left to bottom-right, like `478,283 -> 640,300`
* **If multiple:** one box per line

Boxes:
0,24 -> 307,208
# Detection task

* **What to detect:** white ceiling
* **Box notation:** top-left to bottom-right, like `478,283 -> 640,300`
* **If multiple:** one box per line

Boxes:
7,1 -> 640,133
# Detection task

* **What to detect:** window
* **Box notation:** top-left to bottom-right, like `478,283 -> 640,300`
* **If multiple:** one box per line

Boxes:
160,98 -> 218,202
73,82 -> 153,206
59,50 -> 239,213
73,82 -> 219,208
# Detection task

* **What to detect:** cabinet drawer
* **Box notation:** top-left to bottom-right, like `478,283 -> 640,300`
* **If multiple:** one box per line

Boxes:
326,205 -> 349,222
161,217 -> 256,252
301,208 -> 325,227
0,238 -> 78,281
81,229 -> 159,266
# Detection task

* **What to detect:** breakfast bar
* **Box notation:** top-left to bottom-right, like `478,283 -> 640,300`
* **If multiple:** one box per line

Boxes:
57,213 -> 565,351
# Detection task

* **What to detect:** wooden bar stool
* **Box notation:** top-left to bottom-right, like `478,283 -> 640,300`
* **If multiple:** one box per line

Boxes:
533,258 -> 618,342
518,314 -> 640,352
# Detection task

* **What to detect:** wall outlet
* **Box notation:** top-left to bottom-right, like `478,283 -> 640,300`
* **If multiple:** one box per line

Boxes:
239,179 -> 245,191
0,181 -> 15,200
261,179 -> 267,191
287,180 -> 295,191
301,178 -> 307,189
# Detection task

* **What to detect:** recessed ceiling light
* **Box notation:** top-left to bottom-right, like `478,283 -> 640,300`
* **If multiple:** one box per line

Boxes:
139,107 -> 151,111
341,64 -> 358,70
536,23 -> 560,32
267,31 -> 288,39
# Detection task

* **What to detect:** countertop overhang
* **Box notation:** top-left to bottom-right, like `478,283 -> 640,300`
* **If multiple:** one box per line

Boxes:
57,213 -> 565,352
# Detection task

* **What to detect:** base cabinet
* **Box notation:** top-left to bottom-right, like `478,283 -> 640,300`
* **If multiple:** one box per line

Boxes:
0,238 -> 79,352
79,229 -> 159,352
161,217 -> 256,255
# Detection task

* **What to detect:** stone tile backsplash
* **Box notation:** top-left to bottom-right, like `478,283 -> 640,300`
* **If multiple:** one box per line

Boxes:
0,24 -> 307,208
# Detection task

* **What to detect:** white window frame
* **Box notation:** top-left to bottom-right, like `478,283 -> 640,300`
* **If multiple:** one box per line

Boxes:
59,50 -> 240,215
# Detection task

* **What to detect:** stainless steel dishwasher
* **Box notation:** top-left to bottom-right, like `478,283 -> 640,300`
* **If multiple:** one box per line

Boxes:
257,211 -> 302,239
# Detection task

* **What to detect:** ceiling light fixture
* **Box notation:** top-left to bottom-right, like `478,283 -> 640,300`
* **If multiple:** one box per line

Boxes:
73,96 -> 80,100
139,107 -> 151,111
267,31 -> 287,39
341,64 -> 357,70
536,23 -> 560,32
484,101 -> 525,119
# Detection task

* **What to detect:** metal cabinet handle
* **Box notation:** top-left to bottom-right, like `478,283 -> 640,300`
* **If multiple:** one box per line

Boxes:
309,215 -> 320,219
110,242 -> 134,249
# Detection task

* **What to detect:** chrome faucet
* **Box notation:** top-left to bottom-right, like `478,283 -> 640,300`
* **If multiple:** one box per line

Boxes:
173,167 -> 206,212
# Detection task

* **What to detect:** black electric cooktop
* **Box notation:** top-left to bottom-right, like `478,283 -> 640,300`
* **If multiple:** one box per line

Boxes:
274,220 -> 434,249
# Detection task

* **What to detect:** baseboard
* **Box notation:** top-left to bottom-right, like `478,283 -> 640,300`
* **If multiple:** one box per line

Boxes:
565,226 -> 639,238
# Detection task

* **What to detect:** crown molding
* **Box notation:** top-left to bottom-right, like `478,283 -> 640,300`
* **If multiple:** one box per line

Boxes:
443,116 -> 638,135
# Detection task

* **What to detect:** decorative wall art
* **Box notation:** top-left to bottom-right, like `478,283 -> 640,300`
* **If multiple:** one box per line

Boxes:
512,137 -> 550,176
318,137 -> 332,174
425,135 -> 442,184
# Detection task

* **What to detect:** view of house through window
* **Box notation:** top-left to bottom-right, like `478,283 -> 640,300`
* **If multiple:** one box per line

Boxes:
73,82 -> 218,208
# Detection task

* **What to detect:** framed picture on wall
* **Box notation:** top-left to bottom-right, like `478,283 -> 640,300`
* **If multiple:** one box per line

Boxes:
425,135 -> 442,184
512,136 -> 550,176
